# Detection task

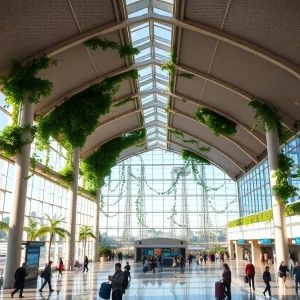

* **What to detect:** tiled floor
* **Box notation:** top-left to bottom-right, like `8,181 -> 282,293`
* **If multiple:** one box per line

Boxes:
2,260 -> 299,299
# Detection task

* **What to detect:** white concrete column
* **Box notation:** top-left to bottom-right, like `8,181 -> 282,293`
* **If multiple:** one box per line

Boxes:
234,242 -> 244,262
250,240 -> 261,266
65,147 -> 80,271
4,98 -> 34,288
93,191 -> 100,262
266,129 -> 289,266
228,240 -> 235,260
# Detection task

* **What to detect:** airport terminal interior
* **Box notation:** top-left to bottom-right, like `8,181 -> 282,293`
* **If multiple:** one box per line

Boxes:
0,0 -> 300,299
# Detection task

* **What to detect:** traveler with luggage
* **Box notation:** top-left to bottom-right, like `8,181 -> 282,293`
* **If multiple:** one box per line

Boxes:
263,265 -> 272,297
124,262 -> 131,280
245,260 -> 255,291
222,263 -> 231,300
278,261 -> 289,288
39,261 -> 54,293
108,263 -> 124,300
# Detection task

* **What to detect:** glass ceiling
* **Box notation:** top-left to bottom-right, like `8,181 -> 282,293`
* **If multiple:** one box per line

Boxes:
125,0 -> 174,149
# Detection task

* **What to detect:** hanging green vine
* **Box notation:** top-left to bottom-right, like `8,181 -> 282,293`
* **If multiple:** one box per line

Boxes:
181,149 -> 210,164
37,70 -> 139,148
113,97 -> 136,108
84,38 -> 140,58
0,125 -> 36,158
168,129 -> 211,153
81,128 -> 146,194
0,56 -> 57,105
248,99 -> 293,143
161,46 -> 194,80
194,108 -> 237,136
273,151 -> 300,203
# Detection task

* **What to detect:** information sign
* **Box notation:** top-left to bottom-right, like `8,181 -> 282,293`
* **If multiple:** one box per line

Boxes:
260,239 -> 271,245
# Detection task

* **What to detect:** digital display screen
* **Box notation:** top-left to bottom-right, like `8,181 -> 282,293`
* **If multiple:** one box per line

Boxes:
154,248 -> 162,255
170,248 -> 179,257
26,247 -> 40,280
143,248 -> 154,257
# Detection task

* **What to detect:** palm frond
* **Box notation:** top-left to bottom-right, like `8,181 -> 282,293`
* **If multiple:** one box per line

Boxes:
0,222 -> 9,232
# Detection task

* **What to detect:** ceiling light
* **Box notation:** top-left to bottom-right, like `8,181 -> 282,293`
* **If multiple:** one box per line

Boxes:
294,101 -> 299,106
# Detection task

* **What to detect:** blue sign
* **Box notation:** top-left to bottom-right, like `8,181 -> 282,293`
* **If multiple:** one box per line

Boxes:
260,239 -> 271,245
295,237 -> 300,245
238,239 -> 245,245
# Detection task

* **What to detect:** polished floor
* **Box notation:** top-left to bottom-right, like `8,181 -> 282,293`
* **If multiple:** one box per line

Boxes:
1,260 -> 300,299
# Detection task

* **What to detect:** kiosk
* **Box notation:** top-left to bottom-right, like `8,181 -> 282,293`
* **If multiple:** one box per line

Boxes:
22,241 -> 45,284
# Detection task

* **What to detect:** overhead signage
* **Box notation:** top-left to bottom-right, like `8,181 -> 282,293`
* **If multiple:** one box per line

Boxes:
260,239 -> 271,245
26,241 -> 45,248
237,239 -> 245,245
295,237 -> 300,245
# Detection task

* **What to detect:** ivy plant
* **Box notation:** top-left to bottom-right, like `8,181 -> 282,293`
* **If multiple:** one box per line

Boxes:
181,149 -> 210,164
168,129 -> 211,153
84,38 -> 140,58
113,97 -> 135,108
0,56 -> 57,105
37,70 -> 138,148
194,108 -> 237,136
273,151 -> 300,204
81,128 -> 146,194
248,99 -> 293,143
161,46 -> 194,80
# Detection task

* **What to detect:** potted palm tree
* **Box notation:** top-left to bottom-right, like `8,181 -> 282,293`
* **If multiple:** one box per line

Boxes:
24,217 -> 40,241
79,225 -> 96,261
98,246 -> 112,262
37,214 -> 70,261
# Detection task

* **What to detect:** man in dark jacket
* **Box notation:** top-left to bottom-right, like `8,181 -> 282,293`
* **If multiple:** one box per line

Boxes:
11,263 -> 27,298
39,261 -> 54,293
294,262 -> 300,293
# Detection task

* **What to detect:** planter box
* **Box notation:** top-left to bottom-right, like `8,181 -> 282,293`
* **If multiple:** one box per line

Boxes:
100,257 -> 107,262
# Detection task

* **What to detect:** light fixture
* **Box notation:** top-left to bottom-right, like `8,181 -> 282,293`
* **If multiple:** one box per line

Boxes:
294,101 -> 299,106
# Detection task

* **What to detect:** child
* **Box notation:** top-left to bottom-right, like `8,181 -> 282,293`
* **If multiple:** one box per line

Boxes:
124,261 -> 131,280
263,266 -> 272,297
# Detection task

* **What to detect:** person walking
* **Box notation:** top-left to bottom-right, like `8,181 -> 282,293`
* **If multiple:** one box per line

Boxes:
108,263 -> 124,300
289,257 -> 296,278
124,261 -> 131,280
215,253 -> 219,263
222,263 -> 231,300
58,257 -> 64,277
179,256 -> 185,274
199,255 -> 204,266
188,254 -> 193,266
245,260 -> 255,291
83,256 -> 89,272
172,256 -> 177,273
278,261 -> 289,288
203,253 -> 208,265
293,261 -> 300,294
263,266 -> 272,297
157,254 -> 163,272
39,261 -> 54,293
11,263 -> 27,298
196,254 -> 199,267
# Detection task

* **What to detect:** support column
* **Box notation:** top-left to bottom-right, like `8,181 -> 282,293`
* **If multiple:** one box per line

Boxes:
93,191 -> 100,262
4,98 -> 34,288
234,241 -> 244,262
228,240 -> 235,260
266,130 -> 289,265
65,147 -> 80,271
250,240 -> 261,266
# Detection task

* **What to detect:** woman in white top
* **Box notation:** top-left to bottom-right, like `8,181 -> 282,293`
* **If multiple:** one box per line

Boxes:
172,256 -> 177,273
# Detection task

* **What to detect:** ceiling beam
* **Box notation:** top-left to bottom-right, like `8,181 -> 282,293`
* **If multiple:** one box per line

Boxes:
2,13 -> 300,81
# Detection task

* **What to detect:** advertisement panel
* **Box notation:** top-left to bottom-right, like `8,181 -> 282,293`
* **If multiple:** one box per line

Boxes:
25,247 -> 40,280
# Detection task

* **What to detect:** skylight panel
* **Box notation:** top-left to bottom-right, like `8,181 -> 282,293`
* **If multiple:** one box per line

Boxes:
126,0 -> 140,4
141,95 -> 154,105
156,94 -> 168,102
131,26 -> 150,43
157,107 -> 167,115
128,8 -> 148,18
145,115 -> 155,123
157,115 -> 167,123
155,66 -> 168,77
154,22 -> 172,31
148,133 -> 156,140
144,107 -> 155,116
155,47 -> 170,59
147,128 -> 155,134
148,141 -> 157,147
153,7 -> 172,17
156,82 -> 168,89
138,66 -> 152,77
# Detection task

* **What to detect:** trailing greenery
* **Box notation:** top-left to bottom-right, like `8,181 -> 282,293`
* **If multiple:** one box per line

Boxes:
273,151 -> 300,203
58,165 -> 74,186
248,99 -> 293,143
194,108 -> 237,136
168,129 -> 211,153
0,56 -> 57,105
228,201 -> 300,228
0,125 -> 36,158
161,46 -> 194,80
113,97 -> 135,108
84,38 -> 140,58
181,149 -> 210,164
81,128 -> 146,194
37,70 -> 138,148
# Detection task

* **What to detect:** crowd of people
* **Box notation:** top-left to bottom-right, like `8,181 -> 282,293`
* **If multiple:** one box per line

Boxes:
142,254 -> 163,273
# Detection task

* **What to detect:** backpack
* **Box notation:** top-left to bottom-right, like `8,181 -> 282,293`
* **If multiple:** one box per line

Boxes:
122,271 -> 129,293
40,271 -> 45,278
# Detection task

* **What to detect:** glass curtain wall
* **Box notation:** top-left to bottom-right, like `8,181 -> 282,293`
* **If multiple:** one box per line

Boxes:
100,149 -> 238,247
238,135 -> 300,217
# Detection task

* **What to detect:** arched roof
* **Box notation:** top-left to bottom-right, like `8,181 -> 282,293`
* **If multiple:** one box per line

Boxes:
1,0 -> 300,181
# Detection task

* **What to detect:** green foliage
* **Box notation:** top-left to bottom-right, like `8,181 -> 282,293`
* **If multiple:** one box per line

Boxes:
0,124 -> 36,158
181,149 -> 210,164
248,99 -> 293,143
24,217 -> 40,241
228,201 -> 300,228
113,97 -> 135,108
0,56 -> 57,105
99,246 -> 112,257
58,165 -> 74,186
273,151 -> 300,203
194,108 -> 237,136
168,129 -> 211,153
81,128 -> 146,193
79,225 -> 97,258
0,221 -> 9,233
161,46 -> 194,80
84,38 -> 140,58
37,70 -> 138,148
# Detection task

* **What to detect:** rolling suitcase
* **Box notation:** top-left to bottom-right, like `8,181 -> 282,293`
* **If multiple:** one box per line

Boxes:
99,282 -> 111,299
215,281 -> 225,300
143,265 -> 149,273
